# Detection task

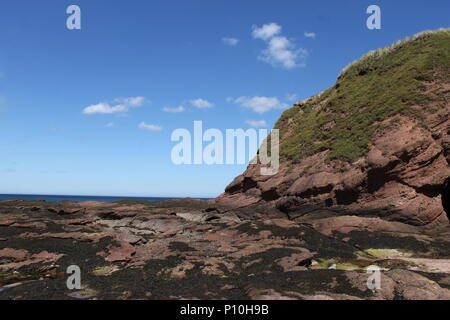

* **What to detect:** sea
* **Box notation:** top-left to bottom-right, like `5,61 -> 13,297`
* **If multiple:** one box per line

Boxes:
0,194 -> 188,203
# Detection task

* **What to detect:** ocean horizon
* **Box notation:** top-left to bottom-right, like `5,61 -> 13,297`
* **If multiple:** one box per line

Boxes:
0,194 -> 210,203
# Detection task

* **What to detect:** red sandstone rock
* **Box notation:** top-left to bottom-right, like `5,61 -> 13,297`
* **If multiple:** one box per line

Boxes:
0,248 -> 29,260
311,216 -> 419,237
218,113 -> 450,227
105,241 -> 136,262
275,249 -> 313,272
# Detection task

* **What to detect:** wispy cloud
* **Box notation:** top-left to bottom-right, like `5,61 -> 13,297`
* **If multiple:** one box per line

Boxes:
105,122 -> 114,128
82,96 -> 147,115
286,93 -> 298,101
252,23 -> 307,69
252,23 -> 281,40
304,31 -> 316,38
233,96 -> 288,114
163,105 -> 185,113
191,98 -> 214,109
138,122 -> 162,132
246,120 -> 268,128
222,37 -> 239,46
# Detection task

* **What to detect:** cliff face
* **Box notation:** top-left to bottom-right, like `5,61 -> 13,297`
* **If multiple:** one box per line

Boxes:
217,29 -> 450,226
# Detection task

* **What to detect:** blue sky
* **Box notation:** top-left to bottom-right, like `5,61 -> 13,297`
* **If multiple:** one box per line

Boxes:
0,0 -> 449,198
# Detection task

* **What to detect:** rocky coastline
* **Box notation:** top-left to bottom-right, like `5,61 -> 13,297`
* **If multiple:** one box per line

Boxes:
0,198 -> 449,300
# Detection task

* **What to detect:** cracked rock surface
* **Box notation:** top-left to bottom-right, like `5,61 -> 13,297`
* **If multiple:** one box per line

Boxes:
0,199 -> 449,300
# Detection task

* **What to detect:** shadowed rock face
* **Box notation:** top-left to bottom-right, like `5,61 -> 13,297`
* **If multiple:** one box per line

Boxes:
443,177 -> 450,220
0,200 -> 449,300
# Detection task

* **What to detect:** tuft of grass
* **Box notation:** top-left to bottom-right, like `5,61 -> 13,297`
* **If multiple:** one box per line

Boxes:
339,28 -> 450,76
276,28 -> 450,162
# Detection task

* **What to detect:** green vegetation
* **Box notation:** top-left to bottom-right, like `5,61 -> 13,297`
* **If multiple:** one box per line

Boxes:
92,265 -> 120,276
310,257 -> 373,271
356,248 -> 413,259
275,28 -> 450,162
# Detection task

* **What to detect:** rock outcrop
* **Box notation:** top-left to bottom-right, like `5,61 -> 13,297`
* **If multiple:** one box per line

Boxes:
217,29 -> 450,227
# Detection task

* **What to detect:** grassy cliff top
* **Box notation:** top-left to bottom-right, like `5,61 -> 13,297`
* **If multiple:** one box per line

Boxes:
275,28 -> 450,163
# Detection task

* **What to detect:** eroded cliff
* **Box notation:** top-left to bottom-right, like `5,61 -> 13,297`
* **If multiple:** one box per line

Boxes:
217,29 -> 450,226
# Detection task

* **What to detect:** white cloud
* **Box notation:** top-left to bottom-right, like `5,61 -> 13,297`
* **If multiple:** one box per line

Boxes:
233,96 -> 288,114
260,36 -> 307,69
190,98 -> 214,109
246,120 -> 268,128
163,105 -> 185,113
138,122 -> 163,132
82,96 -> 147,115
222,37 -> 239,46
83,102 -> 123,114
304,31 -> 316,38
105,122 -> 114,127
114,96 -> 146,107
252,23 -> 282,40
252,23 -> 307,69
